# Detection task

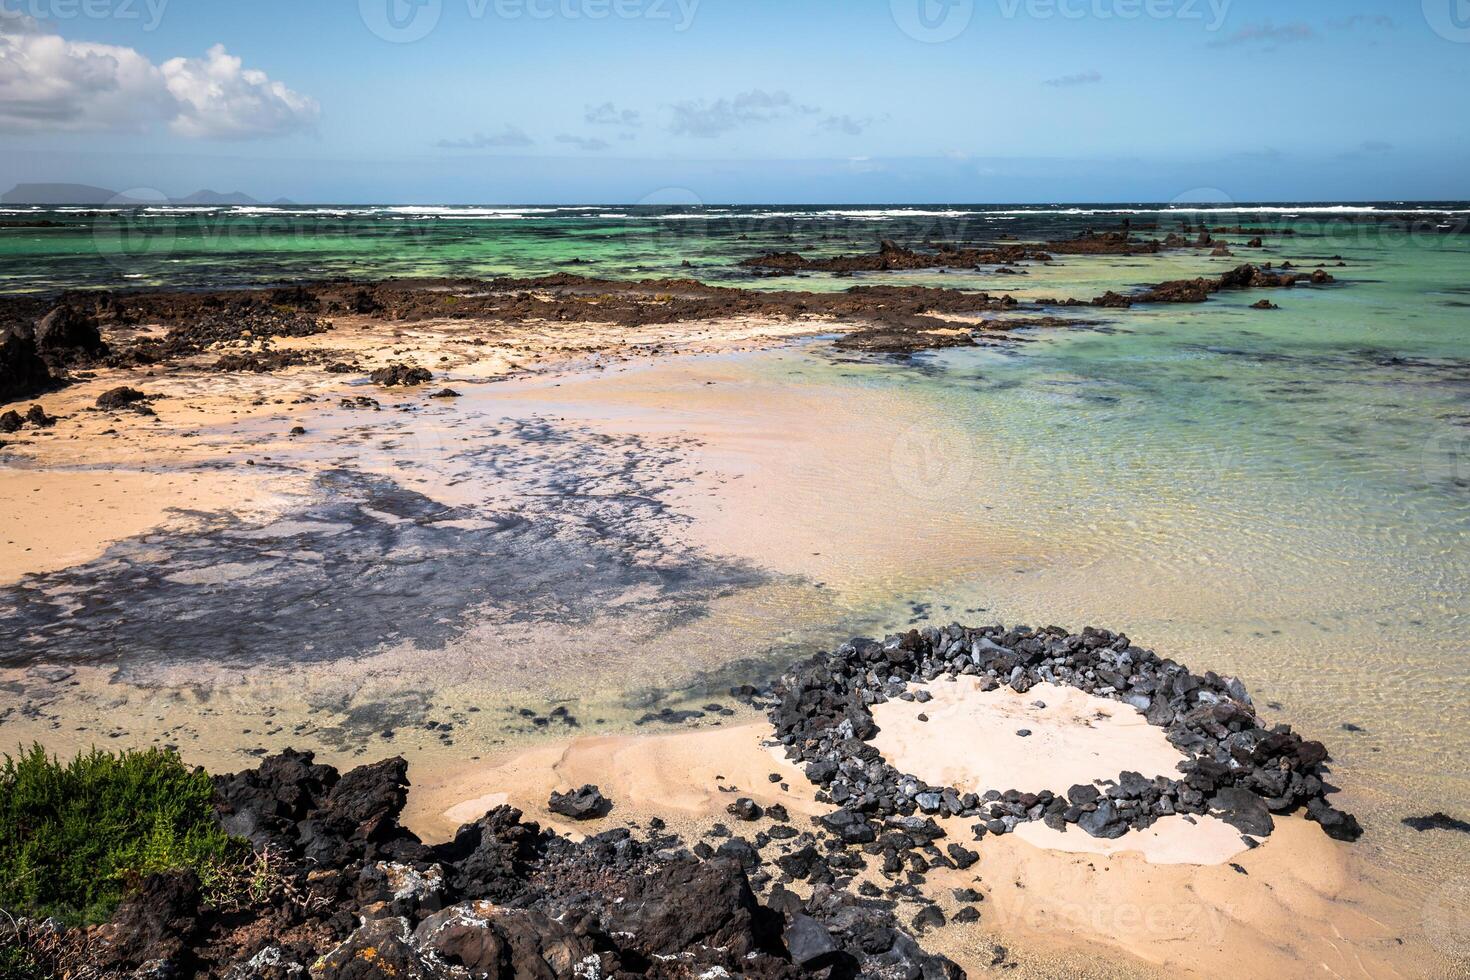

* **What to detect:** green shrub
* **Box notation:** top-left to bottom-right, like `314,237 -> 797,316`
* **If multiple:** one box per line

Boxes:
0,744 -> 243,925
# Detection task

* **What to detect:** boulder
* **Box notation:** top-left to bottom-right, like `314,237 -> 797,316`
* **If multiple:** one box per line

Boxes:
35,305 -> 106,360
91,871 -> 201,972
435,806 -> 551,903
1077,800 -> 1129,839
0,328 -> 54,403
726,797 -> 763,821
1210,787 -> 1275,837
312,917 -> 450,980
370,364 -> 432,387
785,913 -> 839,967
605,857 -> 774,960
414,903 -> 595,980
547,784 -> 610,820
1306,797 -> 1363,842
96,386 -> 150,410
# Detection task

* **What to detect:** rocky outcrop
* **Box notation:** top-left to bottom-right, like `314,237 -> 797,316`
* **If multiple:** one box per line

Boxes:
34,305 -> 107,363
9,746 -> 966,977
0,328 -> 54,404
1045,230 -> 1163,255
741,239 -> 1048,273
370,364 -> 433,387
1095,263 -> 1337,307
770,624 -> 1362,858
546,784 -> 610,820
90,871 -> 202,972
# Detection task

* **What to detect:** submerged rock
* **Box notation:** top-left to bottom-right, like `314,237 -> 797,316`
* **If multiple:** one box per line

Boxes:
1401,812 -> 1470,834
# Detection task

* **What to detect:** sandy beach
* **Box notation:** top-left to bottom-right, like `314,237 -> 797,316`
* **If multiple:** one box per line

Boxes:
1,261 -> 1466,977
3,2 -> 1467,974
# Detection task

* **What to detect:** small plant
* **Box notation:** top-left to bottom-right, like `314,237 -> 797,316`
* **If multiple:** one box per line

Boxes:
0,744 -> 244,926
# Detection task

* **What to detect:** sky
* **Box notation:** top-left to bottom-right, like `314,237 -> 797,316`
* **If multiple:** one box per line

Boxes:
1,0 -> 1468,203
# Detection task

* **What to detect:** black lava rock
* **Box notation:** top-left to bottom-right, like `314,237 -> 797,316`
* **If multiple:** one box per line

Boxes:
548,784 -> 610,820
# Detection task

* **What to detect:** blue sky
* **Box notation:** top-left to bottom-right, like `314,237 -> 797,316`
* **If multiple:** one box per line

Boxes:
2,0 -> 1468,202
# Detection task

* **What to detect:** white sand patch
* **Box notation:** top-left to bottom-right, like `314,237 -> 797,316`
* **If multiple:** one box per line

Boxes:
1011,813 -> 1249,865
871,677 -> 1248,865
872,678 -> 1185,791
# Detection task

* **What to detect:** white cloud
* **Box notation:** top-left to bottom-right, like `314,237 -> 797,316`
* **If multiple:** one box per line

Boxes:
0,23 -> 172,131
1044,70 -> 1102,88
669,89 -> 817,138
584,102 -> 640,128
162,45 -> 318,140
819,114 -> 869,136
0,8 -> 42,34
436,126 -> 534,149
0,19 -> 317,138
1208,21 -> 1315,48
556,133 -> 610,151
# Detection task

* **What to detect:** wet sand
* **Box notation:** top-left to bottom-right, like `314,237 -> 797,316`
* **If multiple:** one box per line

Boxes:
2,309 -> 1466,977
408,717 -> 1435,979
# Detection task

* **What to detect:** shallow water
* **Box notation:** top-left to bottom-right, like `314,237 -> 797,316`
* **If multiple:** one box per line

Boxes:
2,203 -> 1468,953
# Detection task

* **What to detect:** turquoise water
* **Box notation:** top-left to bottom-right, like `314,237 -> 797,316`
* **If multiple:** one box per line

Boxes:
722,221 -> 1470,896
3,202 -> 1466,292
3,203 -> 1467,915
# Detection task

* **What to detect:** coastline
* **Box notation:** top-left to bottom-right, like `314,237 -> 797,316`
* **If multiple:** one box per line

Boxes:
2,243 -> 1467,976
401,719 -> 1430,979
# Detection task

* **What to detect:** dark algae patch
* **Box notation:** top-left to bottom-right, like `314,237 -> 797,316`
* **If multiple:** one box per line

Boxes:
0,419 -> 765,678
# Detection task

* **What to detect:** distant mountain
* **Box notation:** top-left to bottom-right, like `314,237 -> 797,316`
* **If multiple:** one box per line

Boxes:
172,189 -> 263,206
1,183 -> 294,207
1,183 -> 150,205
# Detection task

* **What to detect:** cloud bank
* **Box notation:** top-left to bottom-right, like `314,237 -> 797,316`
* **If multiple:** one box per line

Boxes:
0,15 -> 317,138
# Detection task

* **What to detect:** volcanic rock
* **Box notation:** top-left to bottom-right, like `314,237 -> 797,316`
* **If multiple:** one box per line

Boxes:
547,784 -> 610,820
